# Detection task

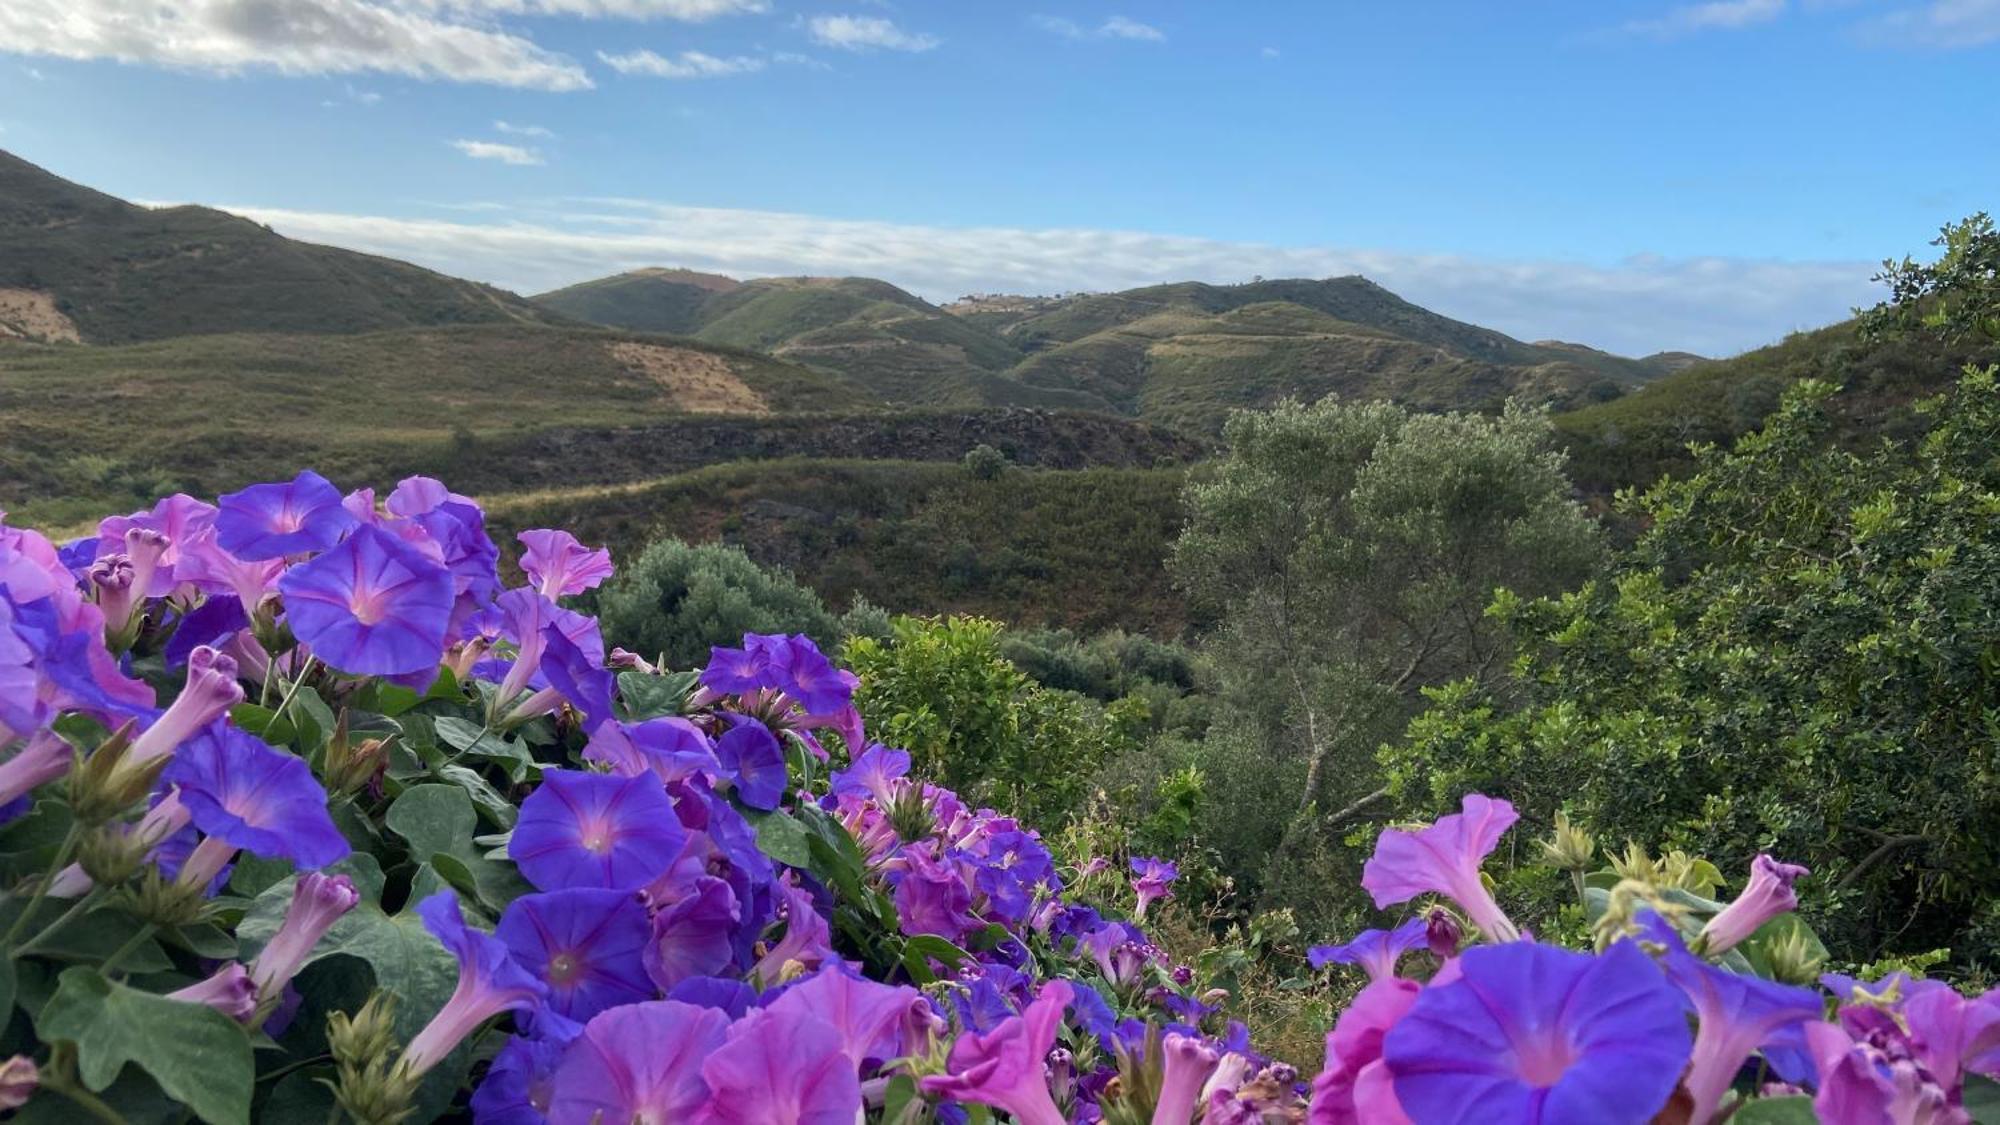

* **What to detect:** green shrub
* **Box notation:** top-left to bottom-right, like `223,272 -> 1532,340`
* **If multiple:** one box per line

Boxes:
596,538 -> 839,667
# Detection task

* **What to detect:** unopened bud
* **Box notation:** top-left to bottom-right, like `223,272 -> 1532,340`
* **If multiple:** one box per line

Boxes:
69,722 -> 166,825
76,823 -> 150,888
1537,811 -> 1597,872
1763,925 -> 1825,986
1425,906 -> 1463,960
123,866 -> 211,929
0,1055 -> 37,1110
1608,841 -> 1661,886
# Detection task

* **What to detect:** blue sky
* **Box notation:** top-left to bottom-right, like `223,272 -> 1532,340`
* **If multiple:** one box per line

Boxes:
0,0 -> 1995,354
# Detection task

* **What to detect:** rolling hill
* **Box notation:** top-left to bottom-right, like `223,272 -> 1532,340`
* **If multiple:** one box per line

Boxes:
0,149 -> 569,344
539,270 -> 1685,430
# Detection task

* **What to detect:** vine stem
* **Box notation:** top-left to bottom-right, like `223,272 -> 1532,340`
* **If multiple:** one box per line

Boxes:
274,655 -> 321,726
41,1048 -> 125,1125
2,823 -> 83,948
96,922 -> 157,977
13,886 -> 105,959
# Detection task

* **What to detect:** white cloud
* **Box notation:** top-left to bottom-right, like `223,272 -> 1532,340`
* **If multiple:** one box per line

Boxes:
206,197 -> 1878,356
807,14 -> 940,52
1261,46 -> 1281,58
1858,0 -> 2000,46
0,0 -> 592,90
495,120 -> 554,136
1620,0 -> 1787,37
1033,14 -> 1165,41
450,139 -> 544,164
1100,16 -> 1165,41
407,0 -> 766,16
596,48 -> 765,77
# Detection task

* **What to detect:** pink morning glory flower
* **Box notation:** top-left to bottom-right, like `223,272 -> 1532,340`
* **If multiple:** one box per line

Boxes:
1361,794 -> 1521,942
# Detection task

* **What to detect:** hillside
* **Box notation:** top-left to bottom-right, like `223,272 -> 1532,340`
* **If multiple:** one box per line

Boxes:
543,270 -> 1681,431
0,149 -> 568,343
486,460 -> 1192,634
1556,318 -> 2000,496
0,323 -> 872,524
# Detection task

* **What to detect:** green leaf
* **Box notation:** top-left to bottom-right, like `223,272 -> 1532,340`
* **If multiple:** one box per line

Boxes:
749,810 -> 813,868
901,934 -> 974,984
1965,1074 -> 2000,1125
432,717 -> 534,779
1726,1096 -> 1818,1123
35,967 -> 254,1125
0,898 -> 171,973
618,670 -> 697,720
436,763 -> 520,829
0,955 -> 15,1023
386,784 -> 531,913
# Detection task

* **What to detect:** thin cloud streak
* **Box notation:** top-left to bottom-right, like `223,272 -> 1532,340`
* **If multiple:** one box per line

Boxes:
206,200 -> 1878,356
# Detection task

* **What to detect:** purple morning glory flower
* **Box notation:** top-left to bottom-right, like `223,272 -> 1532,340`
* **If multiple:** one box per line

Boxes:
922,979 -> 1074,1125
894,842 -> 975,941
766,965 -> 928,1070
546,1000 -> 730,1125
215,470 -> 357,561
404,890 -> 550,1078
1382,939 -> 1692,1124
752,879 -> 837,985
497,888 -> 656,1022
770,636 -> 857,718
830,743 -> 910,804
1698,853 -> 1810,955
640,872 -> 744,984
250,872 -> 359,1000
701,633 -> 789,694
162,724 -> 349,870
470,1024 -> 577,1125
278,524 -> 455,676
538,622 -> 617,728
584,717 -> 718,783
518,529 -> 614,600
1130,856 -> 1178,919
1362,793 -> 1522,942
699,1006 -> 864,1124
1638,914 -> 1822,1123
509,768 -> 686,892
667,975 -> 757,1020
1308,918 -> 1429,983
714,718 -> 787,811
94,492 -> 216,596
164,595 -> 247,670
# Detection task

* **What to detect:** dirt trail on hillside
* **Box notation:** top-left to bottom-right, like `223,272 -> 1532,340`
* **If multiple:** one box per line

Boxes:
0,289 -> 81,343
607,341 -> 769,414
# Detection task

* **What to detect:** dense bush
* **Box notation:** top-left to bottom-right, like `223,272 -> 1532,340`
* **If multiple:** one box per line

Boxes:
843,616 -> 1147,826
1170,397 -> 1603,931
593,537 -> 842,667
1385,367 -> 2000,965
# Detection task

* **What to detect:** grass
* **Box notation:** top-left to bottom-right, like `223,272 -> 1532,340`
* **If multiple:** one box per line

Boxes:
0,323 -> 869,523
484,459 -> 1192,635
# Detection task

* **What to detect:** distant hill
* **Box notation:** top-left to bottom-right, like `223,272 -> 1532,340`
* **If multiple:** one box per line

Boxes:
1555,319 -> 2000,497
0,323 -> 870,524
542,270 -> 1684,430
0,149 -> 568,344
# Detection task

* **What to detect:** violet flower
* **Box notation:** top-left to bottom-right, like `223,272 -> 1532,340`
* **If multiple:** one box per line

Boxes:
1361,793 -> 1521,942
508,768 -> 686,892
496,888 -> 654,1022
714,718 -> 787,811
1308,918 -> 1428,983
830,743 -> 910,804
278,524 -> 454,676
546,1000 -> 729,1125
766,965 -> 929,1070
124,645 -> 243,768
1310,977 -> 1421,1125
1156,1032 -> 1222,1125
517,529 -> 614,599
94,493 -> 215,597
1130,856 -> 1178,920
921,978 -> 1074,1125
698,1006 -> 864,1124
215,470 -> 357,561
1381,939 -> 1692,1123
402,890 -> 549,1078
644,876 -> 742,991
1641,914 -> 1822,1124
751,880 -> 837,985
168,962 -> 258,1023
250,872 -> 360,998
0,1055 -> 34,1111
0,732 -> 72,812
1698,854 -> 1810,955
162,724 -> 350,886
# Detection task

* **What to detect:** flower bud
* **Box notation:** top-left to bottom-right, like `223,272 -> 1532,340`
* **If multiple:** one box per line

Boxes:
252,872 -> 361,1002
0,732 -> 73,810
125,865 -> 212,929
1156,1032 -> 1222,1125
1696,854 -> 1809,956
1762,923 -> 1825,986
169,963 -> 258,1024
70,721 -> 169,825
1424,906 -> 1463,960
124,646 -> 242,771
0,1055 -> 37,1110
77,822 -> 150,888
1537,811 -> 1597,872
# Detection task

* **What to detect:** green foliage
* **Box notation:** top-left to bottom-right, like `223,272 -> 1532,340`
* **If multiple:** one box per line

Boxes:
844,616 -> 1143,824
961,443 -> 1010,480
596,538 -> 841,667
1385,368 -> 2000,963
35,967 -> 254,1124
1171,396 -> 1603,929
1861,212 -> 2000,345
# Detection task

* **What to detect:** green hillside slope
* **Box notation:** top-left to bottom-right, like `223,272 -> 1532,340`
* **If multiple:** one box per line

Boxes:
0,149 -> 568,343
